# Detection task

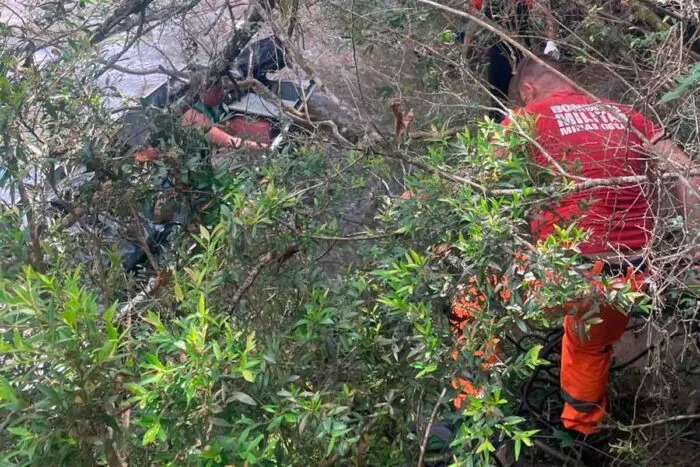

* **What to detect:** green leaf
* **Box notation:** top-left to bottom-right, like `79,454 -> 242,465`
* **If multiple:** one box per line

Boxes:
326,435 -> 336,457
8,427 -> 34,438
0,376 -> 22,410
103,303 -> 116,323
199,224 -> 211,241
553,428 -> 574,448
127,383 -> 147,397
501,416 -> 524,426
659,63 -> 700,103
245,332 -> 256,353
174,282 -> 184,302
231,391 -> 257,406
60,308 -> 78,327
212,342 -> 222,360
198,294 -> 206,316
211,418 -> 233,427
144,311 -> 164,331
142,422 -> 161,446
415,362 -> 437,378
268,415 -> 284,430
476,439 -> 495,454
241,370 -> 255,383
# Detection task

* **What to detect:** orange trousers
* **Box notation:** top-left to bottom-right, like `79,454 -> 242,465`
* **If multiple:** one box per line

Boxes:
558,298 -> 630,434
450,263 -> 647,435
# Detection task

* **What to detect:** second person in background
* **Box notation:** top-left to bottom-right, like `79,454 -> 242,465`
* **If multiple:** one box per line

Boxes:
460,0 -> 559,119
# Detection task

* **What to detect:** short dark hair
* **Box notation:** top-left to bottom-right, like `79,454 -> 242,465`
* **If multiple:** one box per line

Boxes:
512,56 -> 565,93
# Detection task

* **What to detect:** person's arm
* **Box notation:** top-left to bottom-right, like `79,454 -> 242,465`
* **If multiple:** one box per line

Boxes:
651,137 -> 700,226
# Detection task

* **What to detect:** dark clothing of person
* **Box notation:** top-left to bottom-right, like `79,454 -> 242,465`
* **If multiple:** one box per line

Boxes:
464,1 -> 534,118
485,1 -> 532,105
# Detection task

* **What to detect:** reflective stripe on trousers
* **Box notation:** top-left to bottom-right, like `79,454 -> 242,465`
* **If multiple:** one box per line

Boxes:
559,262 -> 648,434
561,388 -> 602,413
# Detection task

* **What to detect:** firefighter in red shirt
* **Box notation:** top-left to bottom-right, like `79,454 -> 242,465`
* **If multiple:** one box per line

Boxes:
498,57 -> 700,434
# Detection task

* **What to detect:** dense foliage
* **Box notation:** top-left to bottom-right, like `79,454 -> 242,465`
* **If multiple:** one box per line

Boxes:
1,1 -> 698,466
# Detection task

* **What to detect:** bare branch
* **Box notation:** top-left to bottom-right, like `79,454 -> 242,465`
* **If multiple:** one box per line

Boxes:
91,0 -> 156,45
417,388 -> 447,467
600,412 -> 700,431
229,251 -> 275,311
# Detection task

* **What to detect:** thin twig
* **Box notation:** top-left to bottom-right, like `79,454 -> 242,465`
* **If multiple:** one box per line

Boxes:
383,147 -> 700,198
97,61 -> 188,79
117,277 -> 157,321
287,0 -> 300,37
350,0 -> 369,120
379,149 -> 489,194
533,439 -> 585,467
600,412 -> 700,431
568,169 -> 700,194
95,9 -> 146,79
417,387 -> 447,467
4,134 -> 45,272
91,0 -> 156,45
641,420 -> 696,467
0,413 -> 14,432
409,127 -> 465,140
229,251 -> 275,310
311,231 -> 404,242
231,78 -> 355,147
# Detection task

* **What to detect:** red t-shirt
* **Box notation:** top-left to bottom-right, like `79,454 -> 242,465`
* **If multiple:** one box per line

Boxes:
502,91 -> 659,254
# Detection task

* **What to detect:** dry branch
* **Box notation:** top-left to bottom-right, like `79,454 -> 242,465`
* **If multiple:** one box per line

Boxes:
208,22 -> 263,81
97,61 -> 189,79
601,412 -> 700,431
417,388 -> 447,467
533,439 -> 585,467
311,231 -> 404,242
229,246 -> 300,311
230,251 -> 274,310
117,275 -> 157,321
91,0 -> 155,45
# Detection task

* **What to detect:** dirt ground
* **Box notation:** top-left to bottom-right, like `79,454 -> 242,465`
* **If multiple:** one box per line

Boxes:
265,2 -> 427,133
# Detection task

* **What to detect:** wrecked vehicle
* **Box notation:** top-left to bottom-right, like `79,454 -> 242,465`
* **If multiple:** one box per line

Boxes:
45,35 -> 316,273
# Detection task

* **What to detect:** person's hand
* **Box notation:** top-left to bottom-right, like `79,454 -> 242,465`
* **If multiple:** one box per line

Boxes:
544,40 -> 560,60
207,127 -> 239,147
206,127 -> 269,150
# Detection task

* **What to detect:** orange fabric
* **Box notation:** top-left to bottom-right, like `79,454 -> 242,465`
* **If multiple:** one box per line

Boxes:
449,262 -> 648,433
182,108 -> 211,128
558,264 -> 648,434
448,278 -> 498,409
451,376 -> 480,409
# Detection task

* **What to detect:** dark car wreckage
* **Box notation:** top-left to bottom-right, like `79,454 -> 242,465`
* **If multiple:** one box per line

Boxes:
46,36 -> 315,273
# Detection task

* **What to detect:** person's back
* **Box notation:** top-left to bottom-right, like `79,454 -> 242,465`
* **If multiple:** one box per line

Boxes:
498,57 -> 699,435
515,90 -> 657,254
